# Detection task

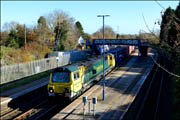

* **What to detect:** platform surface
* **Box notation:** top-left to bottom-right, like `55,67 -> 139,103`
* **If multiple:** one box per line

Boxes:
52,51 -> 156,120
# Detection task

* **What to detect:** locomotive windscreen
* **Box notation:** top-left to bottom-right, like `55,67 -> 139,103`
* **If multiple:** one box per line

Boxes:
52,72 -> 70,82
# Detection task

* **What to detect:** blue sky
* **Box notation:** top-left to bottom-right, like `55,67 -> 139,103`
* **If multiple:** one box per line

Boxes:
1,1 -> 179,34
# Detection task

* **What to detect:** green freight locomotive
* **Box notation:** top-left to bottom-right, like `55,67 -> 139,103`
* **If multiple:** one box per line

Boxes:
48,53 -> 115,99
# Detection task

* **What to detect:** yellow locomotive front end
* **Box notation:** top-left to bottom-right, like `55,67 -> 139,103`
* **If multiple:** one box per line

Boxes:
107,53 -> 115,67
48,65 -> 83,99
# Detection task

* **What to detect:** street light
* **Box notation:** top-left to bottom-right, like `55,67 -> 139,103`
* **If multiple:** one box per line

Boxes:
97,15 -> 110,101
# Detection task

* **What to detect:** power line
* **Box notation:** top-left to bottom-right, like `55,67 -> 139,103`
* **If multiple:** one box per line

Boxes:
155,0 -> 180,22
150,55 -> 180,78
142,14 -> 180,78
155,0 -> 165,10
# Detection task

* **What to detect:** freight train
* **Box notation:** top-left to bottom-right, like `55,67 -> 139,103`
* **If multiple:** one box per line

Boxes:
47,46 -> 130,99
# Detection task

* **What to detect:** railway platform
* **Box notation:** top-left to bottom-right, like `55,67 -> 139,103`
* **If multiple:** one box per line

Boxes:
52,51 -> 157,120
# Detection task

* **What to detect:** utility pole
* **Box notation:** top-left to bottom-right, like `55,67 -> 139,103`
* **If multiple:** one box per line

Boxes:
24,24 -> 26,50
116,25 -> 119,39
117,25 -> 119,34
97,15 -> 110,101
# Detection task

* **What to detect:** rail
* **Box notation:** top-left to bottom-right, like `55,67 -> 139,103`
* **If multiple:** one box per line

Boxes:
134,54 -> 167,120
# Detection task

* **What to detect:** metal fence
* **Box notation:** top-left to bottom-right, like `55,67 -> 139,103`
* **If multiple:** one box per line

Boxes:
0,50 -> 87,85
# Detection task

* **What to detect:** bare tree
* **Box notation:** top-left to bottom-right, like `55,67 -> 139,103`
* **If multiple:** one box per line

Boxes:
45,10 -> 79,50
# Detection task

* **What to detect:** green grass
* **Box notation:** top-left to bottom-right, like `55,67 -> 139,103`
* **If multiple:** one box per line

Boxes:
0,70 -> 51,93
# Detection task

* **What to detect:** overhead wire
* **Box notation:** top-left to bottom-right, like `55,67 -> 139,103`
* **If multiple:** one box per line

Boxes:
155,0 -> 166,10
149,54 -> 180,78
142,10 -> 180,78
155,0 -> 180,23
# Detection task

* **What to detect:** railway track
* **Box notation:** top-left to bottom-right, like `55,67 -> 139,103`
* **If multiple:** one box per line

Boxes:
13,100 -> 59,120
135,58 -> 161,120
0,68 -> 121,120
123,53 -> 171,120
1,56 -> 133,120
0,86 -> 50,120
137,54 -> 167,120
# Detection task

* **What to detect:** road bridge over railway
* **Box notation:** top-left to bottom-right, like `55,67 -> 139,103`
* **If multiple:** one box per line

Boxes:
90,39 -> 149,56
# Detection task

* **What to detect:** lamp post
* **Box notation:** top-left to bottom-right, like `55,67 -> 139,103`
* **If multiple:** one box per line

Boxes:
97,15 -> 110,101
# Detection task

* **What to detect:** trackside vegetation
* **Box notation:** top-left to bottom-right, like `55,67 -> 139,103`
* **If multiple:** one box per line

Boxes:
158,3 -> 180,120
0,10 -> 91,66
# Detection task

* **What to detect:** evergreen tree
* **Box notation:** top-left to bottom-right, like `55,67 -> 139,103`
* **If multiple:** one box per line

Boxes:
167,4 -> 180,48
37,16 -> 48,44
168,22 -> 177,47
16,24 -> 25,47
160,3 -> 180,54
75,21 -> 84,35
38,16 -> 47,29
175,3 -> 180,20
174,3 -> 180,50
160,7 -> 175,43
54,20 -> 68,51
6,29 -> 19,48
75,21 -> 87,40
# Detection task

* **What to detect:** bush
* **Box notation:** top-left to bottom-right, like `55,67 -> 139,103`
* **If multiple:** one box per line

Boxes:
1,42 -> 52,66
26,42 -> 52,60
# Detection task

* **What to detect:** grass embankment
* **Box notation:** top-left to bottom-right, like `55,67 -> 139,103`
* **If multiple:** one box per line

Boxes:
0,70 -> 51,93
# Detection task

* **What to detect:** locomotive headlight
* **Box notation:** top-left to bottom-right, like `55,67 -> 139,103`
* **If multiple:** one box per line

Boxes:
49,87 -> 54,93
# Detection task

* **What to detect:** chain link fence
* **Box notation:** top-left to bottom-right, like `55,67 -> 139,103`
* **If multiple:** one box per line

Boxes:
0,50 -> 87,85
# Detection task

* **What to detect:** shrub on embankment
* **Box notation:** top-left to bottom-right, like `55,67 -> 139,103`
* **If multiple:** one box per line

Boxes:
157,3 -> 180,119
0,42 -> 52,66
151,43 -> 180,120
171,54 -> 180,120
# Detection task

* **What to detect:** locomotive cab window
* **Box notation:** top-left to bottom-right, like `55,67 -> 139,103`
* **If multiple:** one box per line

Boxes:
74,72 -> 79,80
110,56 -> 112,60
52,72 -> 70,82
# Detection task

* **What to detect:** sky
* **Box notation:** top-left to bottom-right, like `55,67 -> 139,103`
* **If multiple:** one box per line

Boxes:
1,1 -> 179,34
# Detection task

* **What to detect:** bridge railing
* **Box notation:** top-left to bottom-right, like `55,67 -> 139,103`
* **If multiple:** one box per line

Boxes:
0,50 -> 87,85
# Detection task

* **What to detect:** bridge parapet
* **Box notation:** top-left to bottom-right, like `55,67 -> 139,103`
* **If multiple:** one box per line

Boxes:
92,39 -> 149,46
93,39 -> 139,46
